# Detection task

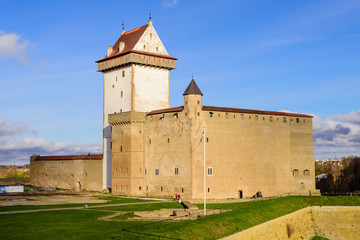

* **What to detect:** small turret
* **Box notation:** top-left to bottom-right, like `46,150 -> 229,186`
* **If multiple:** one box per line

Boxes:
183,79 -> 203,119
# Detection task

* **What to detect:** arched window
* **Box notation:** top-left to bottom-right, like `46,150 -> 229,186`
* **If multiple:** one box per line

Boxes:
304,170 -> 310,176
293,169 -> 299,176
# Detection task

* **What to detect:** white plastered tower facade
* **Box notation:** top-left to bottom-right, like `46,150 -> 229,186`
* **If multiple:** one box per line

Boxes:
97,20 -> 177,189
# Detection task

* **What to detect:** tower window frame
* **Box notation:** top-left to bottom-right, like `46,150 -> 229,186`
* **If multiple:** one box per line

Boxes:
207,167 -> 213,176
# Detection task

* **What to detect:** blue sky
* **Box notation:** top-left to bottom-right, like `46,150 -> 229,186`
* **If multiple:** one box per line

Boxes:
1,0 -> 360,164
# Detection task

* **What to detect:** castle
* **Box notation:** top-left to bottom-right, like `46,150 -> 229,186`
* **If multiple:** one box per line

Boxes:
30,20 -> 317,199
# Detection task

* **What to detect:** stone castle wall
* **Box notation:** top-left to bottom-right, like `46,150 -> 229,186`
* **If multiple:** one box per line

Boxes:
143,111 -> 193,198
202,110 -> 316,199
30,156 -> 102,191
110,94 -> 316,199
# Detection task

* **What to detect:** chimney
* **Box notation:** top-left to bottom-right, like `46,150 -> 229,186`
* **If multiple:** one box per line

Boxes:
148,20 -> 153,26
107,46 -> 113,56
121,30 -> 126,35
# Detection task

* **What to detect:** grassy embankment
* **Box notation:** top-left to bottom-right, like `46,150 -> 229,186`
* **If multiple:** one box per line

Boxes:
144,196 -> 360,239
0,196 -> 358,240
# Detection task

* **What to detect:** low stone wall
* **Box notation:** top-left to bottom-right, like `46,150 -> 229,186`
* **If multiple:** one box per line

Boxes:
312,206 -> 360,240
221,206 -> 360,240
0,178 -> 30,186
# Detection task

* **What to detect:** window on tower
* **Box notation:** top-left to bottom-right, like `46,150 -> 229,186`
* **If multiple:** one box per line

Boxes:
207,167 -> 213,176
122,71 -> 125,77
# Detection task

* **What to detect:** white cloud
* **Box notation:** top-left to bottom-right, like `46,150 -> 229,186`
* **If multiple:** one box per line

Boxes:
0,31 -> 30,64
163,0 -> 178,8
0,118 -> 101,165
0,136 -> 102,165
0,118 -> 36,136
313,110 -> 360,159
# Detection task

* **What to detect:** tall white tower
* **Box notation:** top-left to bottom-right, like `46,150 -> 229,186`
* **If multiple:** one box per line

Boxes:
96,20 -> 177,189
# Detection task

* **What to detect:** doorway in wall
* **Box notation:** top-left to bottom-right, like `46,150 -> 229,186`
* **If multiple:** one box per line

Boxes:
238,190 -> 243,199
77,181 -> 82,191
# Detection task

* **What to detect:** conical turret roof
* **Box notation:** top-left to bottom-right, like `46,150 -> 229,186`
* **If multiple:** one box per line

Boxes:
183,79 -> 203,96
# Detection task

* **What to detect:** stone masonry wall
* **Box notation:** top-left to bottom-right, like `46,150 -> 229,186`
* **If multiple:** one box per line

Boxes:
30,157 -> 102,191
221,206 -> 360,240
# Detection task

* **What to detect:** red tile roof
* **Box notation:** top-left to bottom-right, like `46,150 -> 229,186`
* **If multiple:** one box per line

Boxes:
96,24 -> 177,63
145,105 -> 312,118
109,24 -> 148,58
34,154 -> 103,161
202,106 -> 313,118
147,106 -> 184,116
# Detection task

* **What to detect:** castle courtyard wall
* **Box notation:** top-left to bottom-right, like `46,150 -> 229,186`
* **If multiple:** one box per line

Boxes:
142,111 -> 193,198
30,156 -> 102,191
202,111 -> 316,199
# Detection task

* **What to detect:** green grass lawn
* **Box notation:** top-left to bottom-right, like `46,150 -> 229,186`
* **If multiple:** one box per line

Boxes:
0,194 -> 156,212
98,202 -> 183,211
311,236 -> 329,240
0,210 -> 141,240
1,196 -> 359,240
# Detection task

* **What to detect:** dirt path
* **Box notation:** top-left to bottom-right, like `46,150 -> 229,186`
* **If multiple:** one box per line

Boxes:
98,211 -> 126,221
0,201 -> 165,215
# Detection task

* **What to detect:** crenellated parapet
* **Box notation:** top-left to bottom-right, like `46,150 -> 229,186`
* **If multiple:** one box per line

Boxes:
97,51 -> 177,72
108,111 -> 146,126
